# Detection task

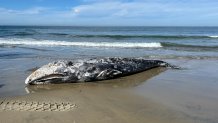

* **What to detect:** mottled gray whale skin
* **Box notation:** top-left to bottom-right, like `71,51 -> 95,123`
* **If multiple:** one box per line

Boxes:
25,57 -> 179,85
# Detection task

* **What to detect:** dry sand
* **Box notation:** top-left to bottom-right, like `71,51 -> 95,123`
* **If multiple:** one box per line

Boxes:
0,85 -> 193,123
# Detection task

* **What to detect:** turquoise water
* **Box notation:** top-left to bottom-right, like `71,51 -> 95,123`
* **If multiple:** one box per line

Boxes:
0,26 -> 218,59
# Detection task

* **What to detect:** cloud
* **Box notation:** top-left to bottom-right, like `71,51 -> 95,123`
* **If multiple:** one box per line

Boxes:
72,2 -> 121,17
0,7 -> 47,15
70,1 -> 218,19
0,7 -> 52,25
1,0 -> 218,26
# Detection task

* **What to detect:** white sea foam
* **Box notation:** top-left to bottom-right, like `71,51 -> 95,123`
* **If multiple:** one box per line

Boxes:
208,36 -> 218,38
0,38 -> 162,48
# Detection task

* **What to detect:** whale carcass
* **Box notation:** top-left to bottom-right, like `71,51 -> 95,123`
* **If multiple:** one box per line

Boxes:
25,57 -> 179,85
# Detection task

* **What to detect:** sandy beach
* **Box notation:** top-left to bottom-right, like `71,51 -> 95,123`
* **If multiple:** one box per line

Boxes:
0,59 -> 218,123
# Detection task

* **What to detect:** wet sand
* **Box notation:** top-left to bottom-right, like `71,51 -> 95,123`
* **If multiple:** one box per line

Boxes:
0,59 -> 218,123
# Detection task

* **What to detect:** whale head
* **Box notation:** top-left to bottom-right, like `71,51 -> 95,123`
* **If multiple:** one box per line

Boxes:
25,61 -> 76,85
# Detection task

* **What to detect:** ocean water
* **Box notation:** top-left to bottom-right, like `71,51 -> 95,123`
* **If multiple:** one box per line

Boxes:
0,26 -> 218,60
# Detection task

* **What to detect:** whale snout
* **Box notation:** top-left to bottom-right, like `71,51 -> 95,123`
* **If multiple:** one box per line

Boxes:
25,62 -> 70,84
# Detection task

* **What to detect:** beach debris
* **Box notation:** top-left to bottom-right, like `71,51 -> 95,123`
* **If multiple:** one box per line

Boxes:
25,57 -> 179,85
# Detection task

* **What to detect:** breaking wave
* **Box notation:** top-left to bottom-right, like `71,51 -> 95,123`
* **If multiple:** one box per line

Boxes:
1,38 -> 218,50
0,38 -> 162,48
208,35 -> 218,38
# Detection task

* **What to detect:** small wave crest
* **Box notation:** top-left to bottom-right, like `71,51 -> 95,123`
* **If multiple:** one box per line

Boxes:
46,34 -> 218,39
0,52 -> 32,59
0,38 -> 162,48
143,55 -> 218,60
208,35 -> 218,38
161,42 -> 218,48
14,32 -> 35,36
47,33 -> 69,36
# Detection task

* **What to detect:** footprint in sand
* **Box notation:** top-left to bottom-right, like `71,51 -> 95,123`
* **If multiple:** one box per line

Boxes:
0,100 -> 76,112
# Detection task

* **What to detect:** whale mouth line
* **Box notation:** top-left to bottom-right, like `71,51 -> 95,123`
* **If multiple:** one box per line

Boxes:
28,74 -> 66,84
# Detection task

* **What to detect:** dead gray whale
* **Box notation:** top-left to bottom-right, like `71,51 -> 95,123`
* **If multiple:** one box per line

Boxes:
25,57 -> 179,85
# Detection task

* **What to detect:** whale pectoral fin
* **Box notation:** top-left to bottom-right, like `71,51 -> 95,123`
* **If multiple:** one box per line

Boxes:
97,69 -> 122,80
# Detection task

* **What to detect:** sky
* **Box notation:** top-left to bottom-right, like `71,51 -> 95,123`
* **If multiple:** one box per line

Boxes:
0,0 -> 218,26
